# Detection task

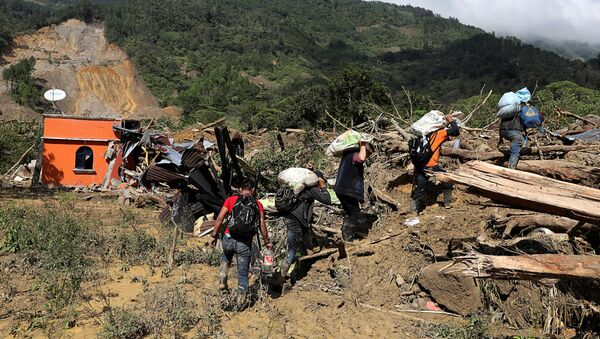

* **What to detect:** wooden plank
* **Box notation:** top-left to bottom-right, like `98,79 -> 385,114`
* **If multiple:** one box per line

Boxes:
444,254 -> 600,280
434,161 -> 600,223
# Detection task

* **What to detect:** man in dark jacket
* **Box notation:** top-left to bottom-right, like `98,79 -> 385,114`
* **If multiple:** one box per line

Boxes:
280,172 -> 331,278
499,114 -> 525,169
411,115 -> 460,213
334,141 -> 373,241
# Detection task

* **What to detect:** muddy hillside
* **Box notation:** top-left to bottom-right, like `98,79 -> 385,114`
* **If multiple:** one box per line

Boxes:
0,19 -> 179,120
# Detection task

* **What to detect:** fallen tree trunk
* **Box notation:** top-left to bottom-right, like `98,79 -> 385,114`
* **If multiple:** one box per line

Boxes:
516,160 -> 600,186
440,144 -> 598,161
444,253 -> 600,280
434,161 -> 600,224
492,213 -> 599,238
476,234 -> 573,255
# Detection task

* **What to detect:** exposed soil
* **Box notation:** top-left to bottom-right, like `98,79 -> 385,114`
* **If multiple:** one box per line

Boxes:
0,178 -> 545,338
0,19 -> 178,121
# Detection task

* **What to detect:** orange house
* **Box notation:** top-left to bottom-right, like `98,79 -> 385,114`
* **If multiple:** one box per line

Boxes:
42,115 -> 122,187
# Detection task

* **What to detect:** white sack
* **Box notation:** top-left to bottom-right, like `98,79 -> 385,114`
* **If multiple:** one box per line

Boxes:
410,110 -> 447,136
277,168 -> 319,194
326,130 -> 373,157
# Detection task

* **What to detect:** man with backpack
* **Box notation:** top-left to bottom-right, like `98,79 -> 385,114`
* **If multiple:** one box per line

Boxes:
499,105 -> 545,169
277,171 -> 331,278
410,114 -> 460,213
334,141 -> 374,241
210,179 -> 272,302
499,110 -> 526,169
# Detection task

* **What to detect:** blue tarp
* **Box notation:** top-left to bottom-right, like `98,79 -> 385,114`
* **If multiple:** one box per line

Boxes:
565,128 -> 600,143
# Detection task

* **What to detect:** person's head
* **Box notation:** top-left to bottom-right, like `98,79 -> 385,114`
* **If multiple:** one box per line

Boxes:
240,178 -> 256,195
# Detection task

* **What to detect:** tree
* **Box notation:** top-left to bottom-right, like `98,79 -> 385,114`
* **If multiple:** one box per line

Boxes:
328,66 -> 390,125
2,57 -> 42,108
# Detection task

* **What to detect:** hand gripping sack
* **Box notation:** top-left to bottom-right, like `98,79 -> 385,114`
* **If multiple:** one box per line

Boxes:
229,195 -> 259,238
326,130 -> 372,157
275,186 -> 299,213
277,168 -> 319,194
410,111 -> 446,136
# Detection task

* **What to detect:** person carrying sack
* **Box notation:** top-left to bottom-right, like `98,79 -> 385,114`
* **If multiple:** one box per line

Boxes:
410,114 -> 460,213
334,141 -> 374,241
276,170 -> 331,278
210,179 -> 272,304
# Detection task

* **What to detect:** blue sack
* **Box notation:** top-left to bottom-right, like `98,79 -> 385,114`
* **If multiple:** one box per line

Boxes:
514,88 -> 531,103
520,106 -> 544,129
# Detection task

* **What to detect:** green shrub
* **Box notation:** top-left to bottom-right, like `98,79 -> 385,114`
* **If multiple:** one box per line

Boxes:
99,308 -> 149,339
116,231 -> 158,265
0,206 -> 90,316
175,247 -> 221,267
142,287 -> 200,335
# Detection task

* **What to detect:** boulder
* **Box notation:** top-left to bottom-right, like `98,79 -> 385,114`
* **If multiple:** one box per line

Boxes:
419,262 -> 483,316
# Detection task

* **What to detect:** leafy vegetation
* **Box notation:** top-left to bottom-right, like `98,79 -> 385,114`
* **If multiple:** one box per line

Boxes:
0,121 -> 40,174
0,205 -> 93,320
2,57 -> 45,109
1,0 -> 599,131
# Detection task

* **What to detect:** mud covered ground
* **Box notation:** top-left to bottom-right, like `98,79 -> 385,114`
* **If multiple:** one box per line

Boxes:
0,180 -> 549,338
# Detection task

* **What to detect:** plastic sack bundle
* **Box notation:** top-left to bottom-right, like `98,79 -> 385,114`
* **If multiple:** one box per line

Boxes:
326,130 -> 372,157
277,168 -> 319,194
496,88 -> 531,119
410,110 -> 447,136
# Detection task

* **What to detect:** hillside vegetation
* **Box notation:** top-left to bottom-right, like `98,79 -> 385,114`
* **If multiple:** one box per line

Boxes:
1,0 -> 600,130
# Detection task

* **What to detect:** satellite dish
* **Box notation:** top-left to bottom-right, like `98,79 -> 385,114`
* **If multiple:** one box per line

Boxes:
44,88 -> 67,102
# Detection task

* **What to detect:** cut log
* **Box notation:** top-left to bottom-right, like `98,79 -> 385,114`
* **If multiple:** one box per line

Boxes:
444,253 -> 600,280
516,160 -> 600,187
434,161 -> 600,224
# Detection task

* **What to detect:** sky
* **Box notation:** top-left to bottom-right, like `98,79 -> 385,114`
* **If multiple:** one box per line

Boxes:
378,0 -> 600,45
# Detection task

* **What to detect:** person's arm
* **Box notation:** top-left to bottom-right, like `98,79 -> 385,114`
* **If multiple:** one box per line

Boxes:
355,142 -> 368,162
258,211 -> 273,249
445,114 -> 460,137
210,206 -> 229,247
306,179 -> 332,205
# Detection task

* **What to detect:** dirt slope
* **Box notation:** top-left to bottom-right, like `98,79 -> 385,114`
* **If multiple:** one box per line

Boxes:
0,19 -> 180,120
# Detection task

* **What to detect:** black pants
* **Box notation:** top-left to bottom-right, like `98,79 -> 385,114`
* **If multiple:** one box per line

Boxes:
411,168 -> 453,208
337,194 -> 363,231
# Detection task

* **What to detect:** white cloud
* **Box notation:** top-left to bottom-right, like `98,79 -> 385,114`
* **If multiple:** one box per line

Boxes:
377,0 -> 600,44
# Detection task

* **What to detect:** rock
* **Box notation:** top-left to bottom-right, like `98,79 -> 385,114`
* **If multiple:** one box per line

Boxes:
419,262 -> 483,316
395,275 -> 405,287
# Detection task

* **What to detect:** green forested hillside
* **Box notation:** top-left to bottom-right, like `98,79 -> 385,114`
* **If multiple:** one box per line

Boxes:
2,0 -> 600,130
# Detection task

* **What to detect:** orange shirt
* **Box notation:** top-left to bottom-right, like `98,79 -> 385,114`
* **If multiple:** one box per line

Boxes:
425,129 -> 449,168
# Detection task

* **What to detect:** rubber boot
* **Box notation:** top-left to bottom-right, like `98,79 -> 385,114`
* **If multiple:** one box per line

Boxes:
236,288 -> 248,311
280,260 -> 291,279
410,199 -> 420,213
219,261 -> 230,290
443,190 -> 453,209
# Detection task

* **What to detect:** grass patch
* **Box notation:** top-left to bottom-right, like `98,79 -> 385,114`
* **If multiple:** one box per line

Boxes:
0,205 -> 94,321
175,247 -> 221,267
116,231 -> 158,265
99,308 -> 150,339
